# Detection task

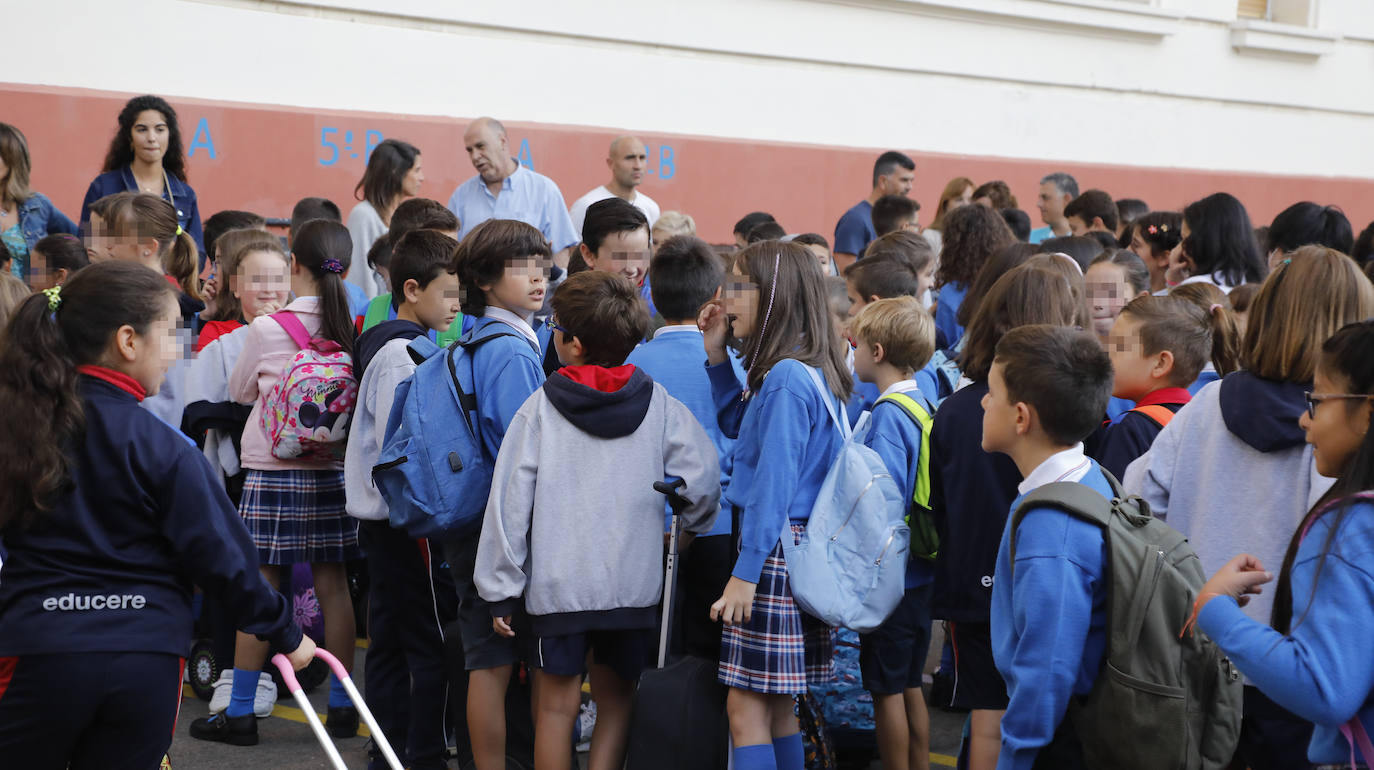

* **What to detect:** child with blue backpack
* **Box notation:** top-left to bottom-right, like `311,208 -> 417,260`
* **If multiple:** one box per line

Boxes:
446,218 -> 551,770
698,240 -> 850,770
344,229 -> 461,770
848,296 -> 938,770
191,219 -> 361,746
477,270 -> 721,770
624,234 -> 742,661
984,325 -> 1116,770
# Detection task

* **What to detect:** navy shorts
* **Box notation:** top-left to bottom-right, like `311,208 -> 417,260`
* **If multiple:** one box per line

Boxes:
443,535 -> 522,671
532,628 -> 655,683
945,621 -> 1008,711
859,583 -> 934,696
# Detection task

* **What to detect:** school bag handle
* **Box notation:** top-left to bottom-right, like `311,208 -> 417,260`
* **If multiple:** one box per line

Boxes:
803,365 -> 851,440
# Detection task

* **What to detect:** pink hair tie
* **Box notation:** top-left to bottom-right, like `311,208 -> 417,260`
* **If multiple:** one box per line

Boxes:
1209,303 -> 1222,313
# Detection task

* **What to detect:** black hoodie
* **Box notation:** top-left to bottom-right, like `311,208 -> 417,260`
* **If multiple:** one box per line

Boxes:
354,319 -> 427,381
1219,371 -> 1309,453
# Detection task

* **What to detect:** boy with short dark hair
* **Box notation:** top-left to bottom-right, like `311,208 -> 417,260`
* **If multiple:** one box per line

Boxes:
849,296 -> 938,770
1064,190 -> 1119,237
477,270 -> 721,770
344,227 -> 461,770
873,194 -> 921,237
982,325 -> 1114,770
625,235 -> 741,661
449,218 -> 552,770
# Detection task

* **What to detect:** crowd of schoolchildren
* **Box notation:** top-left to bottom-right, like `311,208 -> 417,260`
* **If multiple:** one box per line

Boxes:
0,94 -> 1373,770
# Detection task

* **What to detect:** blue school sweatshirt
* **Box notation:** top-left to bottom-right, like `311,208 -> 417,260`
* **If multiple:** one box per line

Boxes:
469,315 -> 546,463
928,380 -> 1024,622
865,385 -> 935,589
934,282 -> 969,348
1093,387 -> 1190,480
0,371 -> 301,658
707,358 -> 844,583
1198,498 -> 1374,765
625,326 -> 743,537
991,455 -> 1111,770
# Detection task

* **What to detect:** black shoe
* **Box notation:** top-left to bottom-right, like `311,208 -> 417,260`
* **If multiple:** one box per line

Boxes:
326,705 -> 359,739
189,712 -> 259,746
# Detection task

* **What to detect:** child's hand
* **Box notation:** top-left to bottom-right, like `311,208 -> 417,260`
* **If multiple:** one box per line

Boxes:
285,635 -> 317,671
255,300 -> 283,318
710,576 -> 757,625
200,273 -> 220,315
1200,554 -> 1273,608
1165,244 -> 1189,286
697,300 -> 730,366
493,615 -> 515,638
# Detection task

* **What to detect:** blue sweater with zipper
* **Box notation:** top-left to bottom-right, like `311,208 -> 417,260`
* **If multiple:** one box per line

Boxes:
866,389 -> 935,589
0,373 -> 301,658
1199,498 -> 1374,765
991,458 -> 1110,770
707,357 -> 843,583
468,316 -> 547,465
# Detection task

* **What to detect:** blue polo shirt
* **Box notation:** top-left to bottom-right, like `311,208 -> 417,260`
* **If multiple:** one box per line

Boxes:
447,160 -> 578,252
834,200 -> 876,258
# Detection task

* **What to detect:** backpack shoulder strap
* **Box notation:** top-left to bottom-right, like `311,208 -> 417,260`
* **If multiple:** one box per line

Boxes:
876,392 -> 935,508
1130,404 -> 1176,430
803,364 -> 850,439
405,335 -> 441,366
362,294 -> 392,331
270,311 -> 312,350
1009,480 -> 1113,566
448,324 -> 524,414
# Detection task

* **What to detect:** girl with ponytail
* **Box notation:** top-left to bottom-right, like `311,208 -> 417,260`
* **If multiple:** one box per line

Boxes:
0,262 -> 311,766
192,219 -> 359,746
1194,320 -> 1374,769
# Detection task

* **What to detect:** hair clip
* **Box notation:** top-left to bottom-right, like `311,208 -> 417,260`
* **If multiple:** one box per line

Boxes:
43,285 -> 62,311
1160,224 -> 1169,232
1147,225 -> 1158,235
1283,258 -> 1292,266
321,258 -> 345,274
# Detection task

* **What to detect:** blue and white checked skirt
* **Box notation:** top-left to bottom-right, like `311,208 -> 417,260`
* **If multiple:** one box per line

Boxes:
239,469 -> 360,565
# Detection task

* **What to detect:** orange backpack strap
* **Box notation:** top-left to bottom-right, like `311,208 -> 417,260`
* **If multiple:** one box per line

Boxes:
1132,404 -> 1177,430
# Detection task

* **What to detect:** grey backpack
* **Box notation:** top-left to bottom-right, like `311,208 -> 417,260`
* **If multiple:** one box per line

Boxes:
1011,469 -> 1243,770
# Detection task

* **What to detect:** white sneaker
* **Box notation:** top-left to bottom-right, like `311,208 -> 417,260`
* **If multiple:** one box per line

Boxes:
254,672 -> 278,718
208,670 -> 233,714
208,670 -> 278,718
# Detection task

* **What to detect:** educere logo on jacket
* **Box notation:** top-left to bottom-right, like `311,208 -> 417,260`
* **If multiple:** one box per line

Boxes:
42,593 -> 148,611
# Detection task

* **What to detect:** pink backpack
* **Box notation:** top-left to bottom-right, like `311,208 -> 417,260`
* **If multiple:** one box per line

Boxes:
261,311 -> 357,461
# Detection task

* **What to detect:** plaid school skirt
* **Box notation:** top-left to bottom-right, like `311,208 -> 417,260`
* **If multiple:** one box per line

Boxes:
239,469 -> 360,565
719,523 -> 836,694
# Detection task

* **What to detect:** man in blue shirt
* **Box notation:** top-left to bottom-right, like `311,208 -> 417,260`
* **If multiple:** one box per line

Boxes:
833,151 -> 915,272
447,117 -> 579,270
1029,172 -> 1078,245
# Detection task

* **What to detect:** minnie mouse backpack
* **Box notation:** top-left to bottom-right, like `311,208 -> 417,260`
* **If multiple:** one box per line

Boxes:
261,311 -> 358,461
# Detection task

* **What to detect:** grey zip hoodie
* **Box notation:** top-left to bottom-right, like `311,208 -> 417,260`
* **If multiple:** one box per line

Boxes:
475,365 -> 721,635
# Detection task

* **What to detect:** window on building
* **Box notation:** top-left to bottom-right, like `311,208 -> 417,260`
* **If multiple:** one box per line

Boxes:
1238,0 -> 1269,19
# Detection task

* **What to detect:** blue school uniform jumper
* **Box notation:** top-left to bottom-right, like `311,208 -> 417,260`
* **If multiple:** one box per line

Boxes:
0,369 -> 299,769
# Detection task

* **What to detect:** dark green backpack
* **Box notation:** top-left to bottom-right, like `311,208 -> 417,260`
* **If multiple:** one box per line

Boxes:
1011,469 -> 1243,770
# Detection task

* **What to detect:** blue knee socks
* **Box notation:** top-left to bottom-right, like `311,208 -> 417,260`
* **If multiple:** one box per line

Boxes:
773,733 -> 803,770
226,667 -> 259,718
734,743 -> 776,770
328,672 -> 351,709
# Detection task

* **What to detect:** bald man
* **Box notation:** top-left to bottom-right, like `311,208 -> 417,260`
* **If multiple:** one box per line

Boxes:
568,135 -> 661,240
447,116 -> 578,268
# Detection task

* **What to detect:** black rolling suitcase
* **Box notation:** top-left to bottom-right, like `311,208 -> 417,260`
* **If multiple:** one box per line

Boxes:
623,480 -> 730,770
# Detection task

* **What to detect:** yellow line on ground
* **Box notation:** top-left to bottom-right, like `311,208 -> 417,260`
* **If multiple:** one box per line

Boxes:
932,751 -> 957,767
180,684 -> 372,738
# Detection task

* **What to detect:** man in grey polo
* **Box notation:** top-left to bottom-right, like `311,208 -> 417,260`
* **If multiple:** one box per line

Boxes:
447,117 -> 578,268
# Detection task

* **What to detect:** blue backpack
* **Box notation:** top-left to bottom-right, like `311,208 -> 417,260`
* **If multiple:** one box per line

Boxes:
372,323 -> 522,539
783,367 -> 910,633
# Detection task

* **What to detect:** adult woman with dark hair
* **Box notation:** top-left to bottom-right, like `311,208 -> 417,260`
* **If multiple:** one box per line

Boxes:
79,95 -> 204,257
0,123 -> 80,280
1170,192 -> 1266,292
346,138 -> 423,300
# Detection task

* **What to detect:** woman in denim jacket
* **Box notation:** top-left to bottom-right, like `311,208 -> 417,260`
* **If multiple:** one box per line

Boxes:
0,123 -> 79,280
80,95 -> 204,259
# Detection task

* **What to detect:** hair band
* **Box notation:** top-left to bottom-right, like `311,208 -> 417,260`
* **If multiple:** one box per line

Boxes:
321,258 -> 345,274
43,285 -> 62,312
175,225 -> 183,236
1209,303 -> 1222,313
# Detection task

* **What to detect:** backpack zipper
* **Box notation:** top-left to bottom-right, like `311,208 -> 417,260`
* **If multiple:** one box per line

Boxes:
830,473 -> 893,542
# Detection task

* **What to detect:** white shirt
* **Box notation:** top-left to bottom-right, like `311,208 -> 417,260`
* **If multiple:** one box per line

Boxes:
653,323 -> 699,340
568,185 -> 661,239
1017,443 -> 1092,496
483,306 -> 540,351
1178,272 -> 1235,294
880,379 -> 920,397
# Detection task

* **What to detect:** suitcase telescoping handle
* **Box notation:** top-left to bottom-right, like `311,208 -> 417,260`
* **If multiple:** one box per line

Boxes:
271,648 -> 404,770
653,479 -> 691,669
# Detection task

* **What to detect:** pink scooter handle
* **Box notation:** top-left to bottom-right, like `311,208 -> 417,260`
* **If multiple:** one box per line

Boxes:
270,649 -> 403,770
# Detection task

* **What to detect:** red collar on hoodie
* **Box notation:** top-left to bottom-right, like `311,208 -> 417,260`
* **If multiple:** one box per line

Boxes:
557,364 -> 637,393
76,365 -> 147,401
1136,386 -> 1192,408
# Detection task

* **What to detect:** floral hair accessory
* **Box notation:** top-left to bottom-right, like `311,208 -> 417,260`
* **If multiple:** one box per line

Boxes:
321,258 -> 345,274
43,285 -> 62,311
